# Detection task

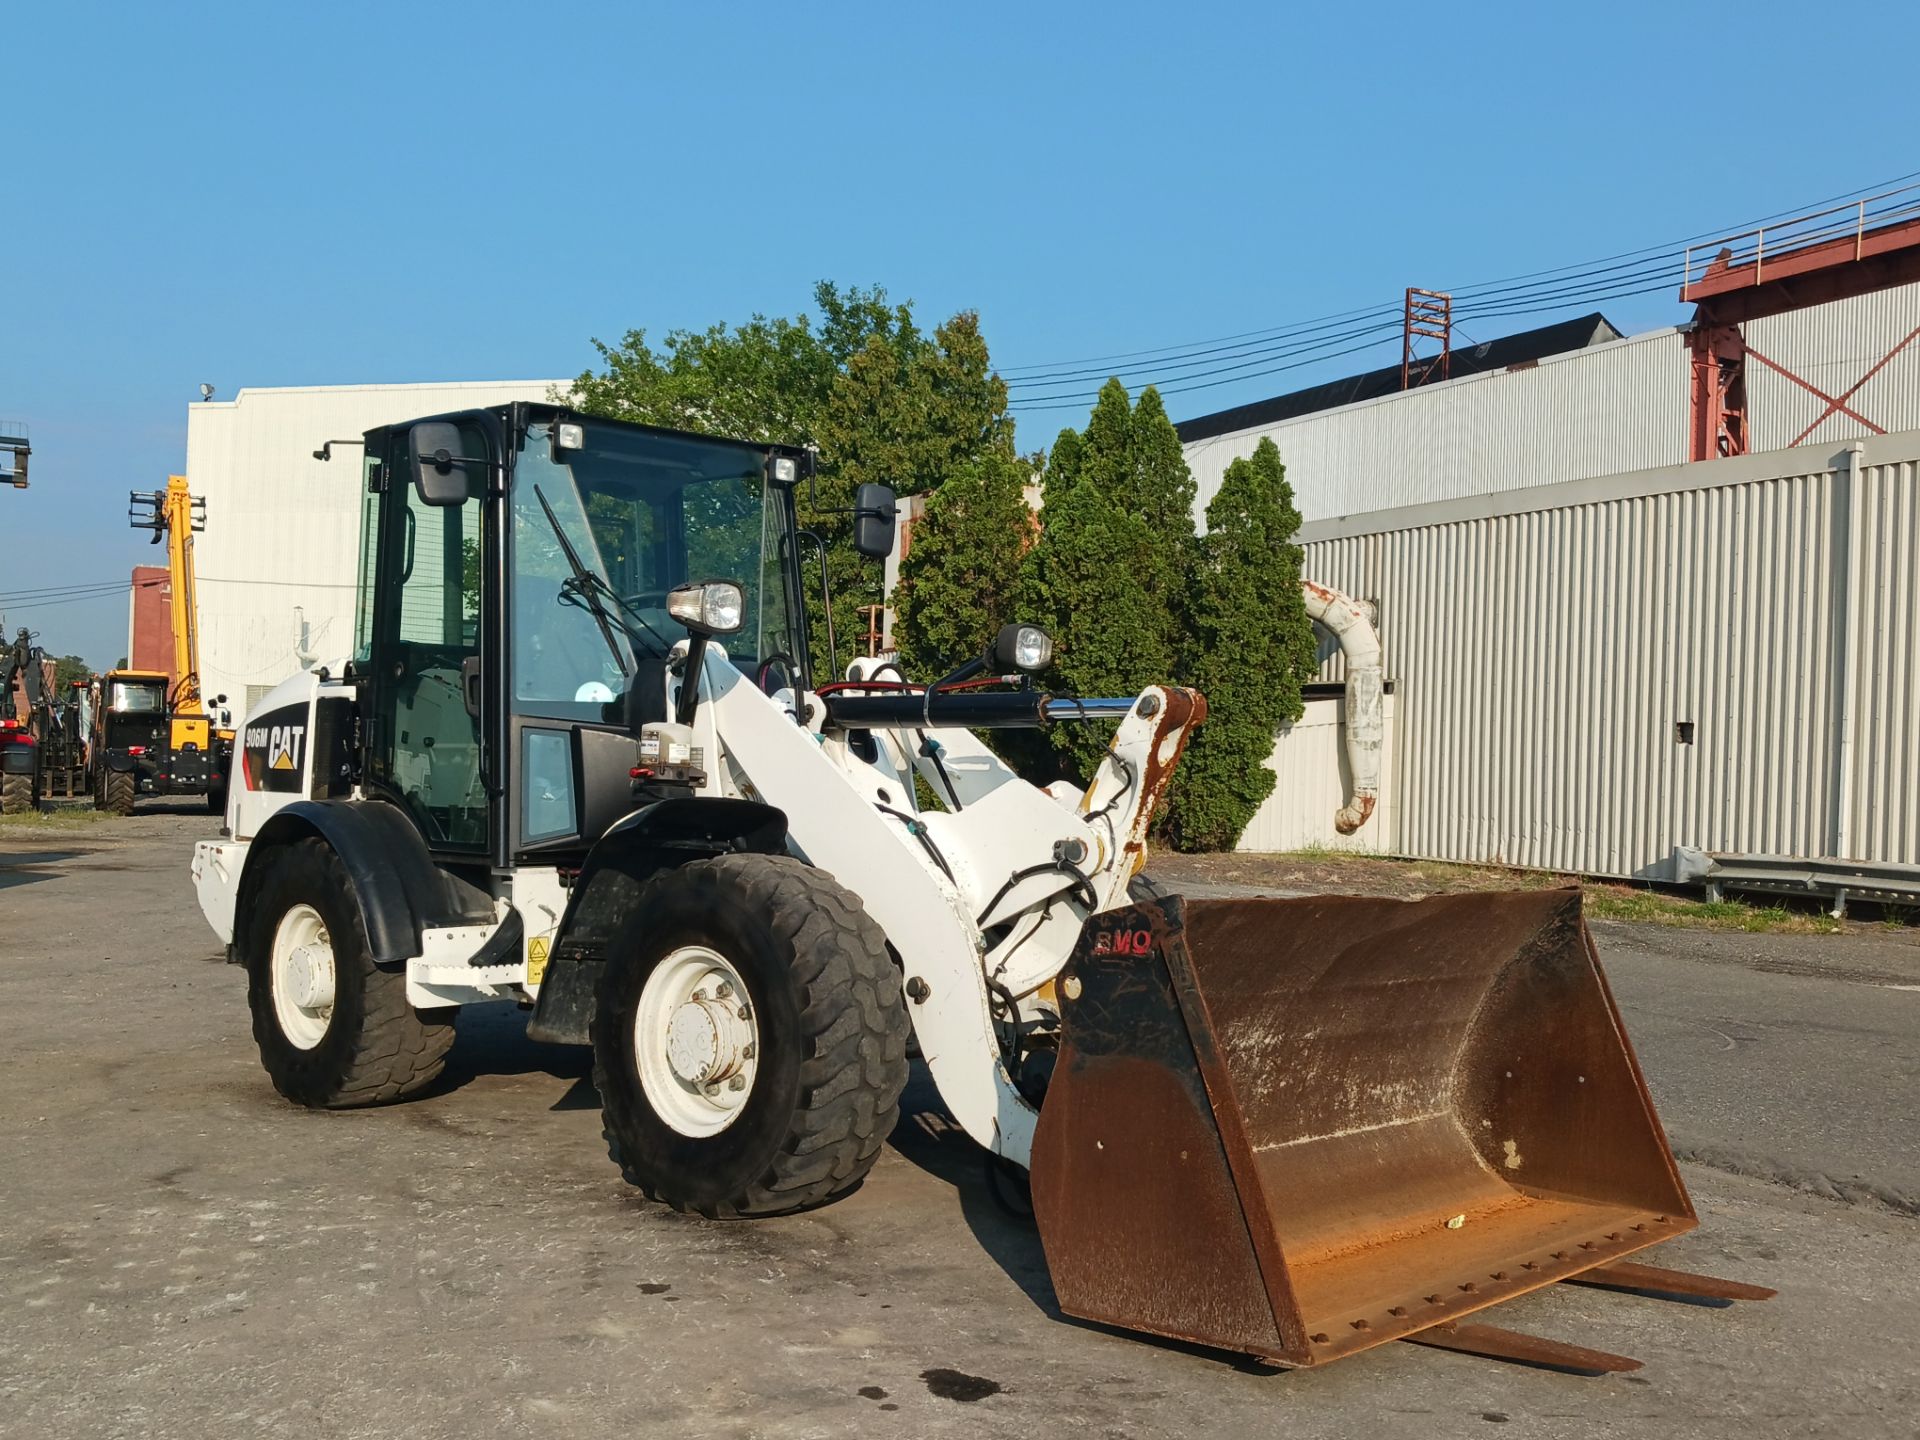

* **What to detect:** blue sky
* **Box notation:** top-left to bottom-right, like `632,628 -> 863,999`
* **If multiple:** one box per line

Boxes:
3,1 -> 1916,666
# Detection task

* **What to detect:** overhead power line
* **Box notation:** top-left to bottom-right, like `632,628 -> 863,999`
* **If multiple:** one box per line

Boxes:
1004,169 -> 1920,414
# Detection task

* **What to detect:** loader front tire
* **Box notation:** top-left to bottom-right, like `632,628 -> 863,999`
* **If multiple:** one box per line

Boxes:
593,854 -> 909,1218
99,769 -> 135,816
243,838 -> 456,1107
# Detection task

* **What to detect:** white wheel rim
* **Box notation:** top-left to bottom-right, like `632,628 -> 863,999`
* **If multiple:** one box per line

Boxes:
634,945 -> 761,1138
270,902 -> 336,1050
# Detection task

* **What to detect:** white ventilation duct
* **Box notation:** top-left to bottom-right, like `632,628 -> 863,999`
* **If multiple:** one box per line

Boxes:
1300,580 -> 1382,834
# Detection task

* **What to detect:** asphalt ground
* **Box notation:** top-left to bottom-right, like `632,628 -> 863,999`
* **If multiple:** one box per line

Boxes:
3,811 -> 1916,1439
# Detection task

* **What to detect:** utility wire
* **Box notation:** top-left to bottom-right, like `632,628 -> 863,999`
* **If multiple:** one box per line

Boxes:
0,587 -> 142,611
1009,316 -> 1407,402
0,577 -> 166,602
1004,170 -> 1920,412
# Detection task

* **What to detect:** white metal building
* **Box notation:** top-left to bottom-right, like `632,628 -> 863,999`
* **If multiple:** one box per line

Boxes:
1255,429 -> 1918,884
1191,280 -> 1920,894
181,380 -> 563,720
1180,280 -> 1920,529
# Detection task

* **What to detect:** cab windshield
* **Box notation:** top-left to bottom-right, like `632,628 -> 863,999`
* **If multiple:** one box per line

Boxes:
110,680 -> 166,713
510,420 -> 795,716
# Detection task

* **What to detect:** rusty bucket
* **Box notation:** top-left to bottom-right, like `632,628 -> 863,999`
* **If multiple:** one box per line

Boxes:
1030,889 -> 1695,1366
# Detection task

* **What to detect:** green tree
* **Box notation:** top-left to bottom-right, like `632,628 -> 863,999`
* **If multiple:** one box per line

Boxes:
815,311 -> 1015,671
1021,381 -> 1198,783
51,654 -> 91,690
570,283 -> 1015,681
1164,438 -> 1317,851
1021,474 -> 1170,781
892,448 -> 1034,680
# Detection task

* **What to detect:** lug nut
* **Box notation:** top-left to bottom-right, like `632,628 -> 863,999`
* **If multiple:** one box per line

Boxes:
715,981 -> 734,999
741,1043 -> 756,1059
905,977 -> 931,1004
727,1075 -> 746,1091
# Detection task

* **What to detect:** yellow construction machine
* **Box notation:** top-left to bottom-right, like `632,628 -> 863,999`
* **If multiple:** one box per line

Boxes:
98,476 -> 231,812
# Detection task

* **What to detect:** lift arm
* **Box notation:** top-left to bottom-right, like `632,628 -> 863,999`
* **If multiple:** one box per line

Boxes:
129,476 -> 208,719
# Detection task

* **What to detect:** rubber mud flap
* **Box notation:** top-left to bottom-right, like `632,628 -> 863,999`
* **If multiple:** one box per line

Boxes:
1030,890 -> 1695,1367
527,956 -> 605,1046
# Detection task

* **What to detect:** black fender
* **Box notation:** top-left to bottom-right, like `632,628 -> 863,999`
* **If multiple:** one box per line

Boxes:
526,797 -> 787,1046
237,799 -> 491,966
1,744 -> 35,776
104,749 -> 138,773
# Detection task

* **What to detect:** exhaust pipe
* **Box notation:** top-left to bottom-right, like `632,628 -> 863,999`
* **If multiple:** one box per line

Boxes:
1300,580 -> 1381,834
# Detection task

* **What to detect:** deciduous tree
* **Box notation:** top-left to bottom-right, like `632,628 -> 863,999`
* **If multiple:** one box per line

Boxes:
570,283 -> 1016,681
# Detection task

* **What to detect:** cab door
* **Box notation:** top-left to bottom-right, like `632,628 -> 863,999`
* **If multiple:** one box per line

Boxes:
363,422 -> 493,852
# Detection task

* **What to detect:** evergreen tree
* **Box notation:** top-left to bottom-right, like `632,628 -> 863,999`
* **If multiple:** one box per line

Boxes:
1164,438 -> 1317,851
892,448 -> 1034,679
1021,474 -> 1170,782
1022,380 -> 1200,785
1045,426 -> 1085,489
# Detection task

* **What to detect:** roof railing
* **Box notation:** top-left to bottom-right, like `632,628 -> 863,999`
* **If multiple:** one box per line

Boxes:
1682,182 -> 1920,299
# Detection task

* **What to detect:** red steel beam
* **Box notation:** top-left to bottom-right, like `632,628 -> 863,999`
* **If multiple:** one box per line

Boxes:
1686,215 -> 1920,302
1686,220 -> 1920,328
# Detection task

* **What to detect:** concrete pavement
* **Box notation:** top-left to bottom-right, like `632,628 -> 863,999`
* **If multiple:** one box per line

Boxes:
2,813 -> 1915,1439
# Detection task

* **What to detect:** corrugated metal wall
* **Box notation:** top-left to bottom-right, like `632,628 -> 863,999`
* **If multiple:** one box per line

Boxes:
1841,449 -> 1920,865
1184,328 -> 1689,525
1238,692 -> 1399,853
1271,431 -> 1920,876
1744,280 -> 1920,451
184,380 -> 563,720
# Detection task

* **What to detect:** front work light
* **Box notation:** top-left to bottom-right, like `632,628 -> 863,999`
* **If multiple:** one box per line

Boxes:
554,422 -> 586,452
992,622 -> 1053,674
668,581 -> 745,636
769,455 -> 798,485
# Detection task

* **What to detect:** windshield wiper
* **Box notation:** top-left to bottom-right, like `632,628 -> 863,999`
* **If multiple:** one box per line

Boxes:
533,484 -> 643,676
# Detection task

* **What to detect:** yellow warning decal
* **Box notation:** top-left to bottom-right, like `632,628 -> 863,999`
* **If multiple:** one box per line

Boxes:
526,937 -> 551,986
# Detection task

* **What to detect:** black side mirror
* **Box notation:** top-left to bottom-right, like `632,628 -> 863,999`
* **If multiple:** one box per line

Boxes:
853,483 -> 898,559
408,422 -> 477,506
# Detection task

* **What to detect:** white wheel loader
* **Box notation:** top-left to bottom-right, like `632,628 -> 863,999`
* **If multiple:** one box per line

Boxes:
191,405 -> 1769,1371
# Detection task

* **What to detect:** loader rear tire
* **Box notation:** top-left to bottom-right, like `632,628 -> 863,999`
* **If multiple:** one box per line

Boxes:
592,854 -> 910,1218
243,838 -> 456,1108
1,771 -> 31,815
100,770 -> 135,816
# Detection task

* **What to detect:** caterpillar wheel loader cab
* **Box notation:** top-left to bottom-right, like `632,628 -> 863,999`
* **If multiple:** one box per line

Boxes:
191,402 -> 1764,1371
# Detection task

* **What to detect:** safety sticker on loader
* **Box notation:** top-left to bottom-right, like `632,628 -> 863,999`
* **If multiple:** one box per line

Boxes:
526,937 -> 551,986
